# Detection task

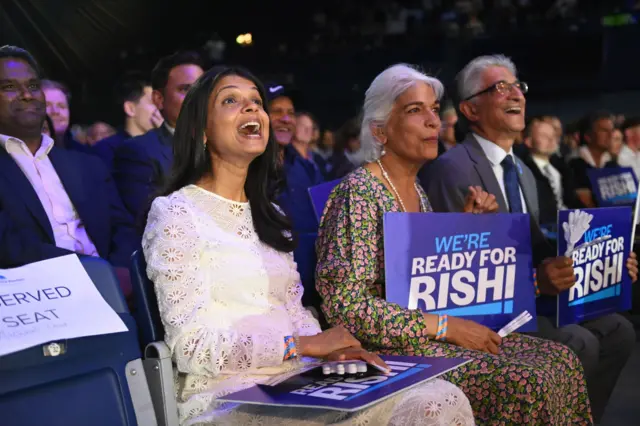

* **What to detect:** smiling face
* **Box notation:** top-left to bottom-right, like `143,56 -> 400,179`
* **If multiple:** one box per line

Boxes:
295,114 -> 314,144
0,58 -> 46,139
43,86 -> 69,135
205,74 -> 270,164
269,96 -> 296,145
375,81 -> 441,163
461,66 -> 526,141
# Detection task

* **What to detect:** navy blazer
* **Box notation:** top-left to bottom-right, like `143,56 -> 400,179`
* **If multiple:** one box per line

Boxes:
0,146 -> 139,268
92,130 -> 131,172
422,133 -> 555,266
112,126 -> 173,224
278,145 -> 326,234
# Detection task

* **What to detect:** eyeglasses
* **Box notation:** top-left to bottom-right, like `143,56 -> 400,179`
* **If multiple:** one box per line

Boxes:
464,80 -> 528,101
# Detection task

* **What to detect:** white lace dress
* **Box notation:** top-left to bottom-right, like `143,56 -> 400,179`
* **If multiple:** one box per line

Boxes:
142,185 -> 475,426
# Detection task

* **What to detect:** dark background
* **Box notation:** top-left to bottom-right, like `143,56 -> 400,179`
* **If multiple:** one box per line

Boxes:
1,0 -> 639,130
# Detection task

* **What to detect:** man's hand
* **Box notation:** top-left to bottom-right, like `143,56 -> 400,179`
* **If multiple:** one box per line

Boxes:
462,186 -> 499,214
627,252 -> 638,282
537,256 -> 576,295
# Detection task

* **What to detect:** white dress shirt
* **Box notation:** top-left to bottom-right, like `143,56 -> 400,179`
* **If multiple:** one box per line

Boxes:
474,133 -> 528,213
578,145 -> 612,168
616,144 -> 640,180
164,122 -> 175,135
0,133 -> 98,256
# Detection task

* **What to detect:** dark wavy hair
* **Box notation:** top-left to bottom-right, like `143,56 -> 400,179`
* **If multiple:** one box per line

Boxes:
157,65 -> 295,253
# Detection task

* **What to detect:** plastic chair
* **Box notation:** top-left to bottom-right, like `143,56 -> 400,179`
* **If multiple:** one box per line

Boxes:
0,256 -> 157,426
130,251 -> 179,426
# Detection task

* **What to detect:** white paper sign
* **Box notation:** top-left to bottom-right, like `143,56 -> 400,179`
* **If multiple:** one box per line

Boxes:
0,255 -> 128,357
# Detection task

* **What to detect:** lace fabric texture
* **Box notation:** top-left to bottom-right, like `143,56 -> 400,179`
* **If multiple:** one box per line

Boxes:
143,185 -> 474,426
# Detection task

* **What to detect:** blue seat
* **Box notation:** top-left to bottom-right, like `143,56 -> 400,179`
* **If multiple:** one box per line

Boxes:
0,256 -> 156,426
131,250 -> 165,348
308,178 -> 342,224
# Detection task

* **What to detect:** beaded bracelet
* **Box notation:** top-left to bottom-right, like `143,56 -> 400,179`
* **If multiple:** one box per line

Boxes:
283,335 -> 297,360
533,268 -> 540,297
435,314 -> 448,341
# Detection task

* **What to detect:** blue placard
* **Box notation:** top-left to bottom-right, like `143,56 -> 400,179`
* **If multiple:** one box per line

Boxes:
587,167 -> 638,207
541,207 -> 633,327
383,212 -> 537,332
218,356 -> 470,412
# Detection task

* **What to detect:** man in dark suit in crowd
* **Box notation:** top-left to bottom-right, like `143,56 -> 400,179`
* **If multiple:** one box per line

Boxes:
0,45 -> 138,296
423,54 -> 636,423
519,116 -> 579,225
93,73 -> 163,171
112,51 -> 204,223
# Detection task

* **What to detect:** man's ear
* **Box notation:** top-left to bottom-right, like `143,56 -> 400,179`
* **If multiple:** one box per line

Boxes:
524,136 -> 533,149
123,101 -> 136,118
459,100 -> 479,123
152,89 -> 164,111
371,121 -> 387,145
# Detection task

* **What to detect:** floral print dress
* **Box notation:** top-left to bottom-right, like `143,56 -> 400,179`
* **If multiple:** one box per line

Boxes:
315,168 -> 592,426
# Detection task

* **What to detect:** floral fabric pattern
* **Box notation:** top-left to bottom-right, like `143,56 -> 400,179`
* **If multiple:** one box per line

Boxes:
316,167 -> 593,425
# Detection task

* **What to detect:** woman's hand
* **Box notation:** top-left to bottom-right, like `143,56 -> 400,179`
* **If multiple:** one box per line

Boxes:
627,252 -> 638,282
447,316 -> 502,354
462,186 -> 498,214
327,346 -> 390,373
298,326 -> 361,358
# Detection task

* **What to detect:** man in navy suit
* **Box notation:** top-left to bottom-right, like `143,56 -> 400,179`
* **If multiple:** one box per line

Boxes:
112,51 -> 204,223
92,73 -> 163,171
0,45 -> 138,296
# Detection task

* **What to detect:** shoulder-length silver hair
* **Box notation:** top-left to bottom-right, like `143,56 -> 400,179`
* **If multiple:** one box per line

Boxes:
360,64 -> 444,162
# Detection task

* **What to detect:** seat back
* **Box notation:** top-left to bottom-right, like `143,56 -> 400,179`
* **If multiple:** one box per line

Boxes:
308,179 -> 342,224
0,257 -> 156,426
131,250 -> 165,348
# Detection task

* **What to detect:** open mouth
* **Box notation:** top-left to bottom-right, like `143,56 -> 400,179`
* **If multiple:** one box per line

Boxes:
238,121 -> 262,138
505,107 -> 522,115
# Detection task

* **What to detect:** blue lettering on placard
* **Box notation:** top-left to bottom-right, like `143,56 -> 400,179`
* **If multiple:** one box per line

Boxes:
583,224 -> 612,243
435,232 -> 491,254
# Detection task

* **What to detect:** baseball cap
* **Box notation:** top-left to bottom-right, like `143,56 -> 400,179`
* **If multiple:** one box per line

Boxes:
264,82 -> 300,104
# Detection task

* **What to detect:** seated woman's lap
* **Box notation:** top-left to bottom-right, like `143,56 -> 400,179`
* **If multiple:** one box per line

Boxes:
191,379 -> 473,426
374,333 -> 590,425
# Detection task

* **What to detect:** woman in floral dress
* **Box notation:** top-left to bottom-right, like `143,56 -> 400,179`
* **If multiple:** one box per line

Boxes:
315,64 -> 593,425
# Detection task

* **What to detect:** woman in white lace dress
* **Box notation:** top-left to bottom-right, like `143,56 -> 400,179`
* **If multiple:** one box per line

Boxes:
142,65 -> 475,426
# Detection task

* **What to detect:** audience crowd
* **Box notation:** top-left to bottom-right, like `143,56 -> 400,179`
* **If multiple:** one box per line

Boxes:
1,21 -> 639,423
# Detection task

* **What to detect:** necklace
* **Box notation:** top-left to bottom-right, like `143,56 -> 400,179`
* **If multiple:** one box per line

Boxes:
377,159 -> 426,213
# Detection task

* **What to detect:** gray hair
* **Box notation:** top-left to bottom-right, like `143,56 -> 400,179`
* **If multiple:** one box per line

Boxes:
456,54 -> 517,102
360,64 -> 444,162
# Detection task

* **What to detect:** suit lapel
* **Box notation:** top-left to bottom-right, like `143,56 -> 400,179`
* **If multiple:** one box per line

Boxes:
0,148 -> 55,241
463,135 -> 509,213
516,157 -> 539,221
